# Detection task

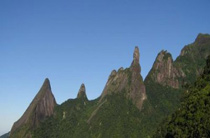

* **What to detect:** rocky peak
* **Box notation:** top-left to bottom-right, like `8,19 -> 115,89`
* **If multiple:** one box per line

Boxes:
157,50 -> 172,61
10,78 -> 57,138
77,83 -> 88,100
99,46 -> 146,110
130,46 -> 141,73
177,33 -> 210,79
180,34 -> 210,57
195,33 -> 210,44
154,50 -> 173,70
146,50 -> 184,89
37,78 -> 52,96
109,70 -> 117,80
133,46 -> 140,64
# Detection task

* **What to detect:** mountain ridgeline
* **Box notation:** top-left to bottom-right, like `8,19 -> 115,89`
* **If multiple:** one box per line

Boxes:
8,33 -> 210,138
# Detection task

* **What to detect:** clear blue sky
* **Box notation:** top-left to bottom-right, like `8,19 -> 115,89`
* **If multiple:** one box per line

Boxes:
1,0 -> 210,135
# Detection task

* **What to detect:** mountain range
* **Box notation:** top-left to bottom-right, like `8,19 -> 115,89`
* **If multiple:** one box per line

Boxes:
2,33 -> 210,138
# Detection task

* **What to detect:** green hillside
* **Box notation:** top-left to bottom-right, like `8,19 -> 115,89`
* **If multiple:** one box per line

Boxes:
144,34 -> 210,136
33,93 -> 155,138
153,56 -> 210,138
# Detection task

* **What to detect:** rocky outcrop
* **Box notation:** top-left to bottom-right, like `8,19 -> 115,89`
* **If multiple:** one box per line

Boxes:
129,47 -> 146,109
175,33 -> 210,84
77,83 -> 88,100
146,34 -> 210,89
130,46 -> 141,72
146,50 -> 185,89
180,34 -> 210,59
10,78 -> 57,138
195,33 -> 210,45
99,46 -> 146,110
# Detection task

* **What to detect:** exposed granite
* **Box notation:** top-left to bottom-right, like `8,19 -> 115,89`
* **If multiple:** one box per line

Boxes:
10,78 -> 56,138
148,50 -> 185,89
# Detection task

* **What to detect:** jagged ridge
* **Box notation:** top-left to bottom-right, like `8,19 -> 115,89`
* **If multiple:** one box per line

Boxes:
146,33 -> 210,89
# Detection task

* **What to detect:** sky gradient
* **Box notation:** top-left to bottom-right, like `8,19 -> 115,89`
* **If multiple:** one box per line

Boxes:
1,0 -> 210,135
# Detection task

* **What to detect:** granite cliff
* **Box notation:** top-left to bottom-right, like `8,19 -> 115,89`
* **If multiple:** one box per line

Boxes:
146,50 -> 185,89
146,33 -> 210,89
10,78 -> 56,138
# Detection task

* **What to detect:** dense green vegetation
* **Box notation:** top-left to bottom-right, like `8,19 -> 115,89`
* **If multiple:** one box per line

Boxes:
153,56 -> 210,138
146,80 -> 183,115
33,92 -> 157,138
144,51 -> 184,136
145,78 -> 183,133
33,97 -> 97,138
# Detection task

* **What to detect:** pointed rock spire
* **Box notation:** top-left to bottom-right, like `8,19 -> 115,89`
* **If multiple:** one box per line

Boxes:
130,46 -> 141,73
133,46 -> 140,63
10,78 -> 57,138
99,46 -> 146,110
39,78 -> 52,94
77,83 -> 87,100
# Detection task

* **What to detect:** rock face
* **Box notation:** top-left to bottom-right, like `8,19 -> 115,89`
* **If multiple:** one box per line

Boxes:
153,56 -> 210,138
10,78 -> 57,138
146,50 -> 185,89
100,46 -> 146,110
146,34 -> 210,89
129,47 -> 147,109
130,46 -> 141,72
77,83 -> 88,100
